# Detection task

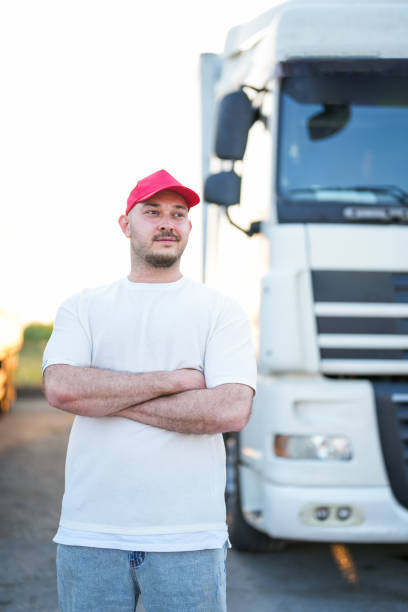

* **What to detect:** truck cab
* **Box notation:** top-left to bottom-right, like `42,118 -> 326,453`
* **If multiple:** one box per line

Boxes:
201,0 -> 408,548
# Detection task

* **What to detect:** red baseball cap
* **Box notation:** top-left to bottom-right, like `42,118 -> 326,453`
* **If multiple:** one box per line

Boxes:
126,169 -> 200,215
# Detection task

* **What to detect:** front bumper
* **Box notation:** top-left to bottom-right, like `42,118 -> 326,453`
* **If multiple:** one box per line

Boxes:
260,482 -> 408,542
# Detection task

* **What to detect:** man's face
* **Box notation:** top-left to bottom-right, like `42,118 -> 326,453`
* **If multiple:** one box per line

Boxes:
119,190 -> 192,269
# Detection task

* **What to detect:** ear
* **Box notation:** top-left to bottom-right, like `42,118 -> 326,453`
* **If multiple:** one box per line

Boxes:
189,219 -> 192,230
118,214 -> 131,238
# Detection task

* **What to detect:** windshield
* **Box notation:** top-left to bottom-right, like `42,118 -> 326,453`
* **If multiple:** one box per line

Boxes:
278,74 -> 408,208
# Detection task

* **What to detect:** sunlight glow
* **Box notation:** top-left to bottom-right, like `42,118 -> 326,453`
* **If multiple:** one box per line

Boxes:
1,0 -> 277,324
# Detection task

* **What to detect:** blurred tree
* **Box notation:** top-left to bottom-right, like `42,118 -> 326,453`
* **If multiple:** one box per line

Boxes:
23,323 -> 53,343
14,323 -> 53,390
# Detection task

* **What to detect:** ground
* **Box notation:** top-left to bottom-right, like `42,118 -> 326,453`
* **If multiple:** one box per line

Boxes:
1,396 -> 408,611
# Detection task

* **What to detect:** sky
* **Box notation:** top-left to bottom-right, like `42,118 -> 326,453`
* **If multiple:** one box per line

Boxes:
0,0 -> 277,324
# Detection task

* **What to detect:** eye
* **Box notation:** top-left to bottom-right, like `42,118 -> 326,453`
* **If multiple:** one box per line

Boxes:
145,209 -> 158,215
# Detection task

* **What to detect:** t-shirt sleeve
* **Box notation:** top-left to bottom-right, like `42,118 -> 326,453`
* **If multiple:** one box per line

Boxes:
42,294 -> 92,374
204,297 -> 257,392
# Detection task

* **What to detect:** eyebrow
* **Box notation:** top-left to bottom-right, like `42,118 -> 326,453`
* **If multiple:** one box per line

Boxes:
141,202 -> 188,211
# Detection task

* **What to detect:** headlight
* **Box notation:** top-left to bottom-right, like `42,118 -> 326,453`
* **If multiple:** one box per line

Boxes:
274,434 -> 353,461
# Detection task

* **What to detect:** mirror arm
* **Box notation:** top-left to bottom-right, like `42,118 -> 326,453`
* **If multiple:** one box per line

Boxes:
225,206 -> 262,237
241,85 -> 269,128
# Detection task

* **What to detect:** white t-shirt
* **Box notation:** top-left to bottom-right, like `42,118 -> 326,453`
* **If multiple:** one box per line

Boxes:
42,276 -> 257,551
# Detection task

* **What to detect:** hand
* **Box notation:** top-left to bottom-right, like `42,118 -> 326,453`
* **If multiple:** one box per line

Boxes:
175,368 -> 206,393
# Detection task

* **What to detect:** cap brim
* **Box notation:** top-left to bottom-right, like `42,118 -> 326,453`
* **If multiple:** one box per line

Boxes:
163,186 -> 200,208
138,185 -> 200,209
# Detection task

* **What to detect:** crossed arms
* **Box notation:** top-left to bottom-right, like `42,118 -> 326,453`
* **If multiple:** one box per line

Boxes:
43,365 -> 254,434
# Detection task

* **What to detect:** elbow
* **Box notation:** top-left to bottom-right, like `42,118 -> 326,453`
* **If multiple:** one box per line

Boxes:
43,371 -> 77,411
227,406 -> 251,432
44,384 -> 72,410
226,386 -> 254,432
215,401 -> 252,434
203,384 -> 254,434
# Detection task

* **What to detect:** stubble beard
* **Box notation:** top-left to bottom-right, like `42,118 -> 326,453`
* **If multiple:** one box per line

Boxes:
144,252 -> 180,268
131,240 -> 186,269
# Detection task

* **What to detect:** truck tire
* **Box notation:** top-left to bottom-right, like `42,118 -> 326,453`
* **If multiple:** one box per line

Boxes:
225,433 -> 286,553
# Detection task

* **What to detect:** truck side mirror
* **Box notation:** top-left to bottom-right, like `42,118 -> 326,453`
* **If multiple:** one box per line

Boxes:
204,170 -> 241,206
215,90 -> 257,160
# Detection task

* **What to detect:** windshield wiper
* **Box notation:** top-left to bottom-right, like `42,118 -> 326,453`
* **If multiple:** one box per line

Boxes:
288,185 -> 408,205
346,185 -> 408,205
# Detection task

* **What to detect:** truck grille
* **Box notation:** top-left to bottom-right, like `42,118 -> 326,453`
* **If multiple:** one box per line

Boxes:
312,271 -> 408,375
373,382 -> 408,509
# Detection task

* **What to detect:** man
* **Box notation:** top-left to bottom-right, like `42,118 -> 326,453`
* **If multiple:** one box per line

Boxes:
43,169 -> 256,612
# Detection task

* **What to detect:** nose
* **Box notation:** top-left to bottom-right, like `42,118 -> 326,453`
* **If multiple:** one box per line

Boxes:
158,216 -> 176,232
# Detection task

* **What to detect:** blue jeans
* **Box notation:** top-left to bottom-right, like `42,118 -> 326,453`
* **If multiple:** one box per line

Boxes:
56,543 -> 227,612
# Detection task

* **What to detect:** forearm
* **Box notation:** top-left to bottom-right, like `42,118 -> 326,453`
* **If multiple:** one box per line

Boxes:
112,383 -> 254,434
43,364 -> 201,417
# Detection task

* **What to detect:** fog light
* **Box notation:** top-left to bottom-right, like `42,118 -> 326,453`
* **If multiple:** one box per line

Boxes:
315,506 -> 330,521
274,434 -> 352,461
337,506 -> 352,521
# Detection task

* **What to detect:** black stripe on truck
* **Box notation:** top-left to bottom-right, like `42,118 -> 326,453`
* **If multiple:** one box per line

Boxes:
321,348 -> 408,360
312,271 -> 408,303
317,317 -> 408,335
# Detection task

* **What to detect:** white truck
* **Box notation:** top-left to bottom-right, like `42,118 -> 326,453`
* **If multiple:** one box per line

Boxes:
200,0 -> 408,550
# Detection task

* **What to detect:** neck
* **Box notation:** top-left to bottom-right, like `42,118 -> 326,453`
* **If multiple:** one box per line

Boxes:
127,262 -> 183,284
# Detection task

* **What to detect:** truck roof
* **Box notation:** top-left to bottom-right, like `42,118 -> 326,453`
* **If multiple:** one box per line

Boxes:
218,0 -> 408,95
